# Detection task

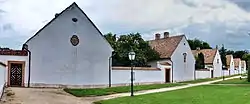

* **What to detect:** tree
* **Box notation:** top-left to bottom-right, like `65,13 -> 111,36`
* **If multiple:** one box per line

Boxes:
195,53 -> 205,69
104,33 -> 160,67
188,39 -> 212,50
219,45 -> 227,67
233,50 -> 248,58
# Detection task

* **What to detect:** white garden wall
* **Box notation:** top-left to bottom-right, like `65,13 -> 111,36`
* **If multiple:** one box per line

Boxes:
222,70 -> 230,76
195,70 -> 211,79
0,63 -> 6,99
0,55 -> 28,85
111,67 -> 165,85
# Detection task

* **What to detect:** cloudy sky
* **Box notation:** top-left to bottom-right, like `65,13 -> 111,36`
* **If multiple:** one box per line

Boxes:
0,0 -> 250,50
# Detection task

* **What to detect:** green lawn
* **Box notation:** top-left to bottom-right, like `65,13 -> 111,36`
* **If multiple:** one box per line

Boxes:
213,78 -> 250,84
64,83 -> 185,97
95,85 -> 250,104
181,74 -> 240,84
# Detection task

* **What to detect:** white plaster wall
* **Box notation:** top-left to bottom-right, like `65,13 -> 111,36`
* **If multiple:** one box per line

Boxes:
0,55 -> 28,84
195,70 -> 211,79
148,60 -> 172,82
229,57 -> 235,75
111,69 -> 164,84
26,4 -> 113,85
0,65 -> 6,97
213,50 -> 222,77
222,70 -> 230,76
171,37 -> 195,82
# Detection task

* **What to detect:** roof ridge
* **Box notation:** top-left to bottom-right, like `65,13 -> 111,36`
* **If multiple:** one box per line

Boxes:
148,34 -> 184,41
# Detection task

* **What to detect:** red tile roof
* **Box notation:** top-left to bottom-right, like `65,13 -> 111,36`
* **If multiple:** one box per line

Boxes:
192,49 -> 217,64
0,50 -> 28,56
226,55 -> 233,67
148,35 -> 184,58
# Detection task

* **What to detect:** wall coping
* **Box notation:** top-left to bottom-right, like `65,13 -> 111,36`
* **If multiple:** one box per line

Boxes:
112,66 -> 161,71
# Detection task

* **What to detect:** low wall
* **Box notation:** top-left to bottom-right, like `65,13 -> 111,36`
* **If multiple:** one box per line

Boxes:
222,70 -> 230,76
111,67 -> 165,85
0,62 -> 6,99
195,69 -> 211,79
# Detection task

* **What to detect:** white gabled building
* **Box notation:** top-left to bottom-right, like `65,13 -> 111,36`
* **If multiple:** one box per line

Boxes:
192,48 -> 222,78
0,2 -> 114,88
226,55 -> 235,75
234,58 -> 241,75
148,32 -> 195,82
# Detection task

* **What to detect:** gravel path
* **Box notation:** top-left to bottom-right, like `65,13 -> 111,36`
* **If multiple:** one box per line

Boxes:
0,87 -> 92,104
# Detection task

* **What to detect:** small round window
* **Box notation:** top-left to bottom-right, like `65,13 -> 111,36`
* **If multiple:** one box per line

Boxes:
70,35 -> 79,46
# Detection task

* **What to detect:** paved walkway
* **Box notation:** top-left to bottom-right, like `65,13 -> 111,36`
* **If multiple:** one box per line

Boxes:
82,76 -> 241,102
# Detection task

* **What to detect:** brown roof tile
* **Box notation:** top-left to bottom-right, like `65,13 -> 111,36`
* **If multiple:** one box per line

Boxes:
234,58 -> 241,67
226,55 -> 233,66
0,50 -> 28,56
192,49 -> 217,64
148,35 -> 184,58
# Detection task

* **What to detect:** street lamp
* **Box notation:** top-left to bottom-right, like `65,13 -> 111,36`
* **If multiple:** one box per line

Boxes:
128,51 -> 136,96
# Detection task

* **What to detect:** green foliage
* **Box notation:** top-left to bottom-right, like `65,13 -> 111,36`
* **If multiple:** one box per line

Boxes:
195,53 -> 205,69
104,33 -> 160,67
219,45 -> 227,67
187,39 -> 212,50
232,50 -> 248,58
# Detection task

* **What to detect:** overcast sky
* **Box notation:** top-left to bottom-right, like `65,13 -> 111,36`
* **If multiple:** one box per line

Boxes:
0,0 -> 250,50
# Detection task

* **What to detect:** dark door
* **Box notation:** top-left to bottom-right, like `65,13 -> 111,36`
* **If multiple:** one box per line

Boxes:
10,63 -> 23,87
165,69 -> 170,83
211,70 -> 214,78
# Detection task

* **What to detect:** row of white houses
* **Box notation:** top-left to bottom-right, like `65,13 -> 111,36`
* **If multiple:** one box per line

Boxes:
0,2 -> 246,88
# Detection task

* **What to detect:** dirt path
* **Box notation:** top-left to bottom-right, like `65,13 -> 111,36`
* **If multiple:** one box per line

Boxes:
0,87 -> 92,104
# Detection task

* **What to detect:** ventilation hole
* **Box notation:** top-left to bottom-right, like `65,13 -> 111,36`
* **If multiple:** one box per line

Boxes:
72,18 -> 78,22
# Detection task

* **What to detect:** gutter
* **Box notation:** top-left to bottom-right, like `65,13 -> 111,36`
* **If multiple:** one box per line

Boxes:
23,44 -> 31,87
108,51 -> 115,87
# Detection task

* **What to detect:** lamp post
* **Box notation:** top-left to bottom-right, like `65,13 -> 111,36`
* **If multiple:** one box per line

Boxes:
128,51 -> 136,96
222,65 -> 225,80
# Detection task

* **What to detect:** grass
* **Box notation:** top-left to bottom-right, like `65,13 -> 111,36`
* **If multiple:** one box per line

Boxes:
64,83 -> 185,97
213,78 -> 250,84
181,74 -> 240,84
95,85 -> 250,104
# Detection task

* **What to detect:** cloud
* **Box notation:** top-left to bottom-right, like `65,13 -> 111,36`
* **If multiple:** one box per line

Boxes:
0,0 -> 250,50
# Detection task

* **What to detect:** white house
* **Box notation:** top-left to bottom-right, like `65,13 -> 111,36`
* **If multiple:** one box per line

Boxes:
1,2 -> 114,87
148,32 -> 195,82
226,55 -> 235,75
234,58 -> 241,74
192,48 -> 222,78
241,60 -> 246,74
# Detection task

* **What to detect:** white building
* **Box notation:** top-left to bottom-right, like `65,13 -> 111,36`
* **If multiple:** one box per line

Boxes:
241,60 -> 246,74
192,48 -> 222,78
1,2 -> 114,87
148,32 -> 195,82
226,55 -> 235,75
234,58 -> 241,74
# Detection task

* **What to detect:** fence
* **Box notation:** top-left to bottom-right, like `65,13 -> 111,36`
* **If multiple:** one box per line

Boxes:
195,69 -> 211,79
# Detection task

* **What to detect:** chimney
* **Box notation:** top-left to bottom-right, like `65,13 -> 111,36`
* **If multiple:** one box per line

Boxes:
155,33 -> 161,40
196,47 -> 200,51
216,45 -> 218,49
164,32 -> 169,38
